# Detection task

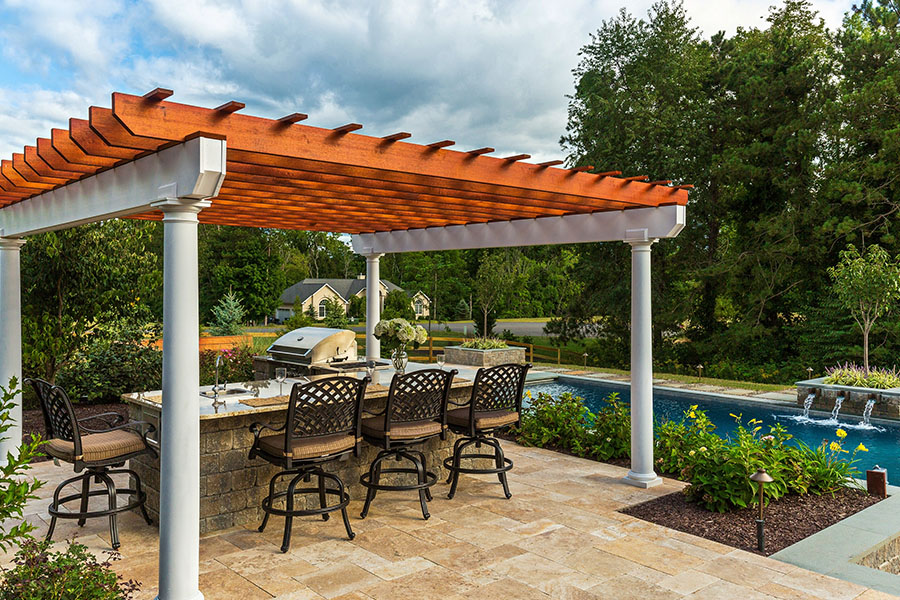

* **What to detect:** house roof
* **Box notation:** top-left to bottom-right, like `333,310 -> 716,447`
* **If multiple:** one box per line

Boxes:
0,89 -> 690,235
279,278 -> 402,305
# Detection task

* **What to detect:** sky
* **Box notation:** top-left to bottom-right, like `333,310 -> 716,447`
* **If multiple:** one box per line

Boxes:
0,0 -> 850,163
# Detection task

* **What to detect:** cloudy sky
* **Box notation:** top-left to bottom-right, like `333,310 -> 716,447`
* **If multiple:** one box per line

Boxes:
0,0 -> 849,162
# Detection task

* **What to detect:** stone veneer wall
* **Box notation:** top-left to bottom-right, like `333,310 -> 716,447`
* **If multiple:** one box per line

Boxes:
443,346 -> 526,368
129,386 -> 485,534
796,380 -> 900,420
857,534 -> 900,574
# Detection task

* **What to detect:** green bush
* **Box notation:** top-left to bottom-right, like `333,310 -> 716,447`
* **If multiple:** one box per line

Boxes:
515,391 -> 629,461
0,539 -> 139,600
460,337 -> 508,350
0,378 -> 44,552
208,291 -> 246,336
281,309 -> 314,332
199,346 -> 255,386
824,363 -> 900,389
57,340 -> 162,404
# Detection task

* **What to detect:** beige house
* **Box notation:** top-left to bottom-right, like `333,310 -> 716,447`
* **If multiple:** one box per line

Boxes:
276,276 -> 431,322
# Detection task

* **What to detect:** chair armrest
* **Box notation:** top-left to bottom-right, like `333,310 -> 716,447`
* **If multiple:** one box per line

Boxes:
78,412 -> 127,429
249,422 -> 286,443
447,399 -> 470,408
80,420 -> 158,452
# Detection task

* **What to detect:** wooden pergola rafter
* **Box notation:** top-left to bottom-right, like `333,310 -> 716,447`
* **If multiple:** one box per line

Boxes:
0,90 -> 687,234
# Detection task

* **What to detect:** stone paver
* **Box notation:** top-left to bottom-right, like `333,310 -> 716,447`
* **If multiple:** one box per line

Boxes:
5,442 -> 895,599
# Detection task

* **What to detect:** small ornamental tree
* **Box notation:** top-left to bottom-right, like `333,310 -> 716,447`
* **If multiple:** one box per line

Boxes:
828,244 -> 900,371
0,378 -> 44,552
323,297 -> 349,329
208,291 -> 246,336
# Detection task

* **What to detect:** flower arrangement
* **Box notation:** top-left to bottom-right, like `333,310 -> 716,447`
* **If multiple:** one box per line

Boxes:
373,318 -> 428,348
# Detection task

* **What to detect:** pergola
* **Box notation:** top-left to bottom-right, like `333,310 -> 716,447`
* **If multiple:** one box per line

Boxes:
0,89 -> 688,600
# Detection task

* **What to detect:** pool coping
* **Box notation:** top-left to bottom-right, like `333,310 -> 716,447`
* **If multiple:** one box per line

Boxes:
771,485 -> 900,595
542,373 -> 900,428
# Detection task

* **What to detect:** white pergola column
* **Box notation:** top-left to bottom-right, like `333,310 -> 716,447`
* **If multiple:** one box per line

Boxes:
0,237 -> 25,463
156,199 -> 209,600
365,253 -> 383,362
623,239 -> 662,488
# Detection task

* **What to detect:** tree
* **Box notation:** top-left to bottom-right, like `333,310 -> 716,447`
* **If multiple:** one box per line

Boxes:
21,220 -> 159,383
828,244 -> 900,371
348,295 -> 366,320
323,297 -> 349,328
208,291 -> 246,336
472,251 -> 521,337
382,290 -> 415,321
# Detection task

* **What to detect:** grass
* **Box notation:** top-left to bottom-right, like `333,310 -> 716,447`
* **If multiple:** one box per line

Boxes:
550,363 -> 790,393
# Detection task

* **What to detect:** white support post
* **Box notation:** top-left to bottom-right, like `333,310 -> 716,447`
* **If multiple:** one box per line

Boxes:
156,199 -> 209,600
624,239 -> 662,489
365,253 -> 383,362
0,237 -> 25,463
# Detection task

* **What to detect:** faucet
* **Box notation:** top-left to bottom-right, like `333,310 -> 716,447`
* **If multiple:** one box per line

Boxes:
212,354 -> 226,407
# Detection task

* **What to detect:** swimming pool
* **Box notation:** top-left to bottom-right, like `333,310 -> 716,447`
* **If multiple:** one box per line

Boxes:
525,377 -> 900,477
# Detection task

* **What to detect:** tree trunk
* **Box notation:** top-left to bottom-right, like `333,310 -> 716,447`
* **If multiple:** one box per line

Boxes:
483,307 -> 489,337
863,326 -> 870,373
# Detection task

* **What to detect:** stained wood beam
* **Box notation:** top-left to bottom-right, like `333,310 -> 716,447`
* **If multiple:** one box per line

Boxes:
381,132 -> 412,142
503,154 -> 531,161
427,140 -> 455,149
537,160 -> 564,167
622,175 -> 649,182
467,147 -> 494,156
333,123 -> 363,134
143,88 -> 173,102
593,171 -> 622,177
569,166 -> 593,173
215,101 -> 245,114
646,180 -> 672,186
277,113 -> 308,125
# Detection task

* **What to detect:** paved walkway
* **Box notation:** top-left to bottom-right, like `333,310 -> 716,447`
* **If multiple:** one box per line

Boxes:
8,443 -> 893,599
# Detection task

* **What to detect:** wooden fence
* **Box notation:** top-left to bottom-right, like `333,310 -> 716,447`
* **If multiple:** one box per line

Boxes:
354,334 -> 581,366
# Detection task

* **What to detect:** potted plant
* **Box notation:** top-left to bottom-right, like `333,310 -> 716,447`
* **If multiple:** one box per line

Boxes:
444,337 -> 526,367
373,318 -> 428,373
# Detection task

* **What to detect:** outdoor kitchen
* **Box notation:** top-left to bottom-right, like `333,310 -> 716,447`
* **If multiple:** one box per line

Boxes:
124,327 -> 476,533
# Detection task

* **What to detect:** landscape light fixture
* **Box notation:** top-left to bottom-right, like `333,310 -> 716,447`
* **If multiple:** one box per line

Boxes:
749,468 -> 774,552
697,364 -> 703,379
807,367 -> 814,379
583,352 -> 589,368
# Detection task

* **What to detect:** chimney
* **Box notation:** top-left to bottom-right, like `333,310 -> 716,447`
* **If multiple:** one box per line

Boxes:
357,274 -> 366,280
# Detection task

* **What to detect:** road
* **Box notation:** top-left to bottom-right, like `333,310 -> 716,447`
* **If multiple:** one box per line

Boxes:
248,319 -> 552,337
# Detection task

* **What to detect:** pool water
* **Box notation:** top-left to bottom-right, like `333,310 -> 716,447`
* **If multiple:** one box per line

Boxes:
525,378 -> 900,477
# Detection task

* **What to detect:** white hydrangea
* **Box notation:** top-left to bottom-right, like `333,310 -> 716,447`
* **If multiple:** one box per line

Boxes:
373,318 -> 429,348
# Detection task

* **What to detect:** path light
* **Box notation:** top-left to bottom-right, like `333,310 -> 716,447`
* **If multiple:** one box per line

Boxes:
750,468 -> 774,552
697,364 -> 703,379
583,352 -> 589,368
807,367 -> 814,379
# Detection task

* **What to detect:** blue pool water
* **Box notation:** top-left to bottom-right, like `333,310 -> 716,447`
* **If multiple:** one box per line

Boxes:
525,378 -> 900,477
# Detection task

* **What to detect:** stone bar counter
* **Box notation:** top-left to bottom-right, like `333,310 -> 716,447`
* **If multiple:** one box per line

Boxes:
125,364 -> 476,534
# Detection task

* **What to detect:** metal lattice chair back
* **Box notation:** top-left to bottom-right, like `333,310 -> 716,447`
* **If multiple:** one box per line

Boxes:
26,378 -> 58,439
41,384 -> 79,443
287,376 -> 366,439
471,363 -> 531,414
387,369 -> 455,424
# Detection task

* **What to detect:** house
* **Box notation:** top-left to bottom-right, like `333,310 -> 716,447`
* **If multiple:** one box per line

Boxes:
276,276 -> 431,321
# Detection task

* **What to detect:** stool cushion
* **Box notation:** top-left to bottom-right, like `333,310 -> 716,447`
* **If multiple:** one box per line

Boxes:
361,416 -> 442,440
447,408 -> 519,430
259,432 -> 357,459
47,429 -> 146,463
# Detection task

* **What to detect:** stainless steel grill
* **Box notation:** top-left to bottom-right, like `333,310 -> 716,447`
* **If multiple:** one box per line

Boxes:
266,327 -> 358,367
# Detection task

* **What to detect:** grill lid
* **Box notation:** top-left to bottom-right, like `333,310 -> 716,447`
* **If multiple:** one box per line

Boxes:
266,327 -> 357,365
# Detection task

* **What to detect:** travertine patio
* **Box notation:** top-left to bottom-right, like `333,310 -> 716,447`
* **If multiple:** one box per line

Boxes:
10,442 -> 896,600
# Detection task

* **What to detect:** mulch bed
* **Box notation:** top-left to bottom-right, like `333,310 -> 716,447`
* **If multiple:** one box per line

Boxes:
22,403 -> 130,463
621,487 -> 882,556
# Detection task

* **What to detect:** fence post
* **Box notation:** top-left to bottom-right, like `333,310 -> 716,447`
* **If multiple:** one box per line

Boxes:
428,336 -> 433,362
528,343 -> 534,363
557,348 -> 561,365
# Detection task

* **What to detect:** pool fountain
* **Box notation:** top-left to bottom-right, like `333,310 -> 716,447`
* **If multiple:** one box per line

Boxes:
831,395 -> 845,422
803,393 -> 815,419
862,399 -> 876,427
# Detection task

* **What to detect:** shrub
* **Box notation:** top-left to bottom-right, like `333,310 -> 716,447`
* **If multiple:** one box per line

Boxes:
281,309 -> 314,332
0,378 -> 44,552
0,539 -> 139,600
57,340 -> 162,404
199,346 -> 255,386
824,362 -> 900,389
515,391 -> 629,461
460,337 -> 508,350
322,297 -> 349,329
208,291 -> 246,336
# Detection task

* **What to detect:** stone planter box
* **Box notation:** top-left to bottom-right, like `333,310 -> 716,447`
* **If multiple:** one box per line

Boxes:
444,345 -> 526,367
796,377 -> 900,420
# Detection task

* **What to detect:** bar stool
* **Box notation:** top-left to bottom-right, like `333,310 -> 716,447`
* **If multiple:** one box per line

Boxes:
248,376 -> 368,552
25,378 -> 157,550
359,368 -> 456,520
443,363 -> 531,499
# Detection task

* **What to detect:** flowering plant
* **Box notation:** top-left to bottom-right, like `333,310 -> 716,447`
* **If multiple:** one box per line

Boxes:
373,318 -> 428,350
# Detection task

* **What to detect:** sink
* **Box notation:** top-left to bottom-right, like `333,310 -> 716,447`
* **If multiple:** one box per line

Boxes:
200,387 -> 253,399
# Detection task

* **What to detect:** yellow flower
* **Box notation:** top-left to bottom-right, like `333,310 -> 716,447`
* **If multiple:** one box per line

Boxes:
525,390 -> 532,398
836,428 -> 847,439
688,411 -> 696,419
689,450 -> 696,456
856,443 -> 869,452
829,441 -> 842,453
698,446 -> 707,452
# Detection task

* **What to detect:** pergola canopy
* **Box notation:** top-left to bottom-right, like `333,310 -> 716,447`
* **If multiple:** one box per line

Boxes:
0,89 -> 689,235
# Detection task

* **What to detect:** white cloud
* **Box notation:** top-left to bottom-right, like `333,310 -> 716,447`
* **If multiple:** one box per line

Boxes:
0,0 -> 850,161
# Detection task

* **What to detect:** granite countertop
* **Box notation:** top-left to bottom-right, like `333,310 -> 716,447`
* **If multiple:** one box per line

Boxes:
123,362 -> 474,420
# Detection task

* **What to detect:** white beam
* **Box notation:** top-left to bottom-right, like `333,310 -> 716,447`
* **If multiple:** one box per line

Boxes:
0,238 -> 25,464
156,199 -> 209,600
0,137 -> 226,238
623,240 -> 662,488
365,254 -> 383,362
350,205 -> 685,254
